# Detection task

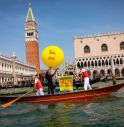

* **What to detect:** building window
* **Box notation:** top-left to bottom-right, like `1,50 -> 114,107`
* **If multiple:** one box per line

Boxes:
84,45 -> 90,53
101,44 -> 108,52
27,32 -> 34,37
84,61 -> 87,67
95,61 -> 97,66
105,60 -> 108,65
122,68 -> 124,76
80,39 -> 83,43
88,61 -> 90,67
96,38 -> 99,41
116,59 -> 119,65
120,58 -> 123,64
77,62 -> 81,68
81,62 -> 83,67
98,60 -> 101,66
120,42 -> 124,50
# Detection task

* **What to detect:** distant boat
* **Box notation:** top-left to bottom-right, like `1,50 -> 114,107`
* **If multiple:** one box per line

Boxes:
0,82 -> 124,104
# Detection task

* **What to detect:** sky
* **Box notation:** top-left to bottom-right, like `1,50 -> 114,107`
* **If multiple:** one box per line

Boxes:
0,0 -> 124,69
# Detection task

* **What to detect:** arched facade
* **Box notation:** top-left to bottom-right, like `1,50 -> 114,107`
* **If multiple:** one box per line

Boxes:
0,54 -> 36,87
74,32 -> 124,79
75,55 -> 124,78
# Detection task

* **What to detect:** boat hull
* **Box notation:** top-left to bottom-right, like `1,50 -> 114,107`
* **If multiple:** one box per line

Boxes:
0,83 -> 124,103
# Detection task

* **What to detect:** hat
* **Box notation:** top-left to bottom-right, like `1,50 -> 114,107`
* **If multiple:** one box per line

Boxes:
82,68 -> 86,72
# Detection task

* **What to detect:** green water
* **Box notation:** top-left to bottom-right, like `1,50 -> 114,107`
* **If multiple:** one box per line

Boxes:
0,93 -> 124,127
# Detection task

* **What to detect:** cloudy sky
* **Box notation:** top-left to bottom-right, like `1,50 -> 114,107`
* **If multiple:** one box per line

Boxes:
0,0 -> 124,69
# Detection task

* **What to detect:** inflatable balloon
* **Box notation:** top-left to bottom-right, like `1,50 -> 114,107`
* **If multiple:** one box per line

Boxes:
41,45 -> 64,68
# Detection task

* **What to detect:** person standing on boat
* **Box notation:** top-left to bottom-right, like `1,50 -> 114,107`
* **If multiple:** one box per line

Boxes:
34,75 -> 44,96
82,68 -> 92,91
45,67 -> 58,94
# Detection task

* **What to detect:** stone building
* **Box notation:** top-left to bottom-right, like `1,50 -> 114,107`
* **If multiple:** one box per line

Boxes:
0,53 -> 36,88
73,32 -> 124,79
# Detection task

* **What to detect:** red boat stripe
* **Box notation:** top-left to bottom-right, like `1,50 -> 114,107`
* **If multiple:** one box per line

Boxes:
30,92 -> 108,103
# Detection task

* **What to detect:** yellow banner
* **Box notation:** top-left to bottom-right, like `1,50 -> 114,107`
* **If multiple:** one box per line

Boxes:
59,76 -> 73,91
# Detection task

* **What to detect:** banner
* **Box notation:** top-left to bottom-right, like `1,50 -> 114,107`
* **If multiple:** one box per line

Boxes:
59,76 -> 73,91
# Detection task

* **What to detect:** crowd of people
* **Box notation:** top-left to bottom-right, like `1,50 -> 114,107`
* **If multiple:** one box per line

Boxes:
33,67 -> 92,96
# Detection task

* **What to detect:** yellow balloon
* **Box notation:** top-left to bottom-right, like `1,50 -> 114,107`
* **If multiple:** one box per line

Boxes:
41,45 -> 64,68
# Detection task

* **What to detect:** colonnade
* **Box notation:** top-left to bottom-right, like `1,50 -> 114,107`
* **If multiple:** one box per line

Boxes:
75,54 -> 124,79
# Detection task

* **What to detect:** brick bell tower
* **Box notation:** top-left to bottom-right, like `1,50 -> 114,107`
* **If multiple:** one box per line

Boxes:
25,3 -> 40,74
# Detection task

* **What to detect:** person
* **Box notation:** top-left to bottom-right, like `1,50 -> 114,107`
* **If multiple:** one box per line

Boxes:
45,67 -> 58,94
33,75 -> 44,96
82,68 -> 92,91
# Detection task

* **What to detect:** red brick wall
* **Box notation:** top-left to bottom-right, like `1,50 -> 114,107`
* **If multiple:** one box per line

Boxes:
26,40 -> 40,73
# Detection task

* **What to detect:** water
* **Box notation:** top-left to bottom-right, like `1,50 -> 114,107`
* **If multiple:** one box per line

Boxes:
0,92 -> 124,127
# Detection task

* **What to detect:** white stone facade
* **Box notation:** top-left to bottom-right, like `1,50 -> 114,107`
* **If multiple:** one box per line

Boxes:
0,54 -> 36,87
73,32 -> 124,79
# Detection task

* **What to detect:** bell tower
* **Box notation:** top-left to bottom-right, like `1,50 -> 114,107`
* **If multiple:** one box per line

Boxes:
25,3 -> 40,73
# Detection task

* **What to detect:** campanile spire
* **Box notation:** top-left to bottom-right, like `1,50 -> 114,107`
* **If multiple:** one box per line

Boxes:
26,3 -> 35,22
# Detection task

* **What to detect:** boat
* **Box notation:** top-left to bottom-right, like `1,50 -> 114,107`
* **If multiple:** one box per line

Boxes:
0,83 -> 124,104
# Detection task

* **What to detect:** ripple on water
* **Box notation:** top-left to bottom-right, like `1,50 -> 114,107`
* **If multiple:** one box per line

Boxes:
0,93 -> 124,127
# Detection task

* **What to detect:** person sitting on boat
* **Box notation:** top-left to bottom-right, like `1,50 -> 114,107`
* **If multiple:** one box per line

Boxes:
82,68 -> 92,91
33,75 -> 44,96
45,67 -> 58,95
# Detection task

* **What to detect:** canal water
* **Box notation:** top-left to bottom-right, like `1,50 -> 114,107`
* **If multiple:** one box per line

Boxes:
0,91 -> 124,127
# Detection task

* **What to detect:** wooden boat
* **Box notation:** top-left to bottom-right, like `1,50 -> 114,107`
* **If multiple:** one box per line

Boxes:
0,83 -> 124,104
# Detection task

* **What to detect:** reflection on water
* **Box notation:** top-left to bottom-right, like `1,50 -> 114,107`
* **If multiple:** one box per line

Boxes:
0,93 -> 124,127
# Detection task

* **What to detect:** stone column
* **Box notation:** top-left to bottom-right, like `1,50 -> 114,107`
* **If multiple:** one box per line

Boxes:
110,56 -> 116,85
11,53 -> 17,86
